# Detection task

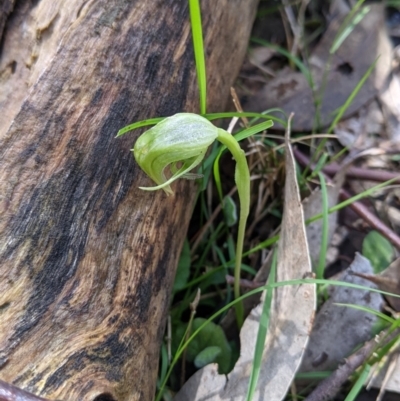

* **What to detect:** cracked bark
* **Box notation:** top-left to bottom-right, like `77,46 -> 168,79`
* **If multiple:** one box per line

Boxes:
0,1 -> 259,400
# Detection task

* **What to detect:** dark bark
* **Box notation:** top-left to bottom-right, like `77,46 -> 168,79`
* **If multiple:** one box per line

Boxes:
0,0 -> 258,400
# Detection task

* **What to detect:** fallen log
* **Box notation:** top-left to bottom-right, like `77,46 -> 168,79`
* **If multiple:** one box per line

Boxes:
0,1 -> 258,400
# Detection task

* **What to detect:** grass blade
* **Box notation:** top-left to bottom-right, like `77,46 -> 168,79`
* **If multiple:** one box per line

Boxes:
116,117 -> 165,137
245,176 -> 400,257
189,0 -> 207,114
330,0 -> 368,54
334,303 -> 395,324
316,172 -> 329,280
251,38 -> 314,89
327,57 -> 377,134
245,250 -> 277,401
157,278 -> 400,401
344,364 -> 371,401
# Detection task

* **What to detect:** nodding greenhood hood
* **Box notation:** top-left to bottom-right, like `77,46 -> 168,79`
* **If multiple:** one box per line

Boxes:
133,113 -> 218,195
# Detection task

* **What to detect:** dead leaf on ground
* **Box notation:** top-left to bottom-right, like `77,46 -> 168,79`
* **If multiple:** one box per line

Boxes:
368,351 -> 400,396
173,125 -> 316,401
246,3 -> 392,131
300,253 -> 384,372
334,72 -> 400,150
334,100 -> 384,150
352,256 -> 400,312
303,171 -> 345,269
378,71 -> 400,141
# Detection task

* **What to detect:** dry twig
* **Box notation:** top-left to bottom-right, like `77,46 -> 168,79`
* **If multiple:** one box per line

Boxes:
294,149 -> 400,250
304,328 -> 400,401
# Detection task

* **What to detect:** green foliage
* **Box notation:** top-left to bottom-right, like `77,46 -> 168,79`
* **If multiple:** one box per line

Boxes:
117,1 -> 400,399
223,196 -> 238,227
330,1 -> 369,54
173,239 -> 191,292
362,230 -> 394,273
316,172 -> 329,280
189,0 -> 207,114
343,364 -> 371,401
245,250 -> 277,401
194,346 -> 222,369
173,318 -> 233,374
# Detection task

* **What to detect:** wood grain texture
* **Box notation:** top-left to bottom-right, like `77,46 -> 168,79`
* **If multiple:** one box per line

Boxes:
0,0 -> 258,400
0,0 -> 15,41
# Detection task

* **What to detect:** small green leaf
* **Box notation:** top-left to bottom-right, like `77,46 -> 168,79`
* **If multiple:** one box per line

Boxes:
362,230 -> 394,273
194,346 -> 221,368
173,239 -> 191,292
172,317 -> 232,374
192,318 -> 232,374
223,196 -> 237,227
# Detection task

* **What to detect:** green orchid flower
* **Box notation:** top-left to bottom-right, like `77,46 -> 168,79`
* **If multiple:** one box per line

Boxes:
133,113 -> 218,195
131,112 -> 251,326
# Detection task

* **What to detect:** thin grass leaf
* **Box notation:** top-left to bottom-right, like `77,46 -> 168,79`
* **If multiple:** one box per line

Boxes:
327,57 -> 378,134
116,117 -> 165,137
118,112 -> 279,138
189,0 -> 207,114
373,332 -> 400,365
156,278 -> 400,401
158,344 -> 169,387
344,364 -> 371,401
330,0 -> 368,54
243,176 -> 399,258
311,56 -> 378,162
250,38 -> 314,89
204,110 -> 285,125
233,120 -> 273,142
306,176 -> 400,225
334,303 -> 395,324
213,150 -> 224,202
199,141 -> 222,191
329,146 -> 349,164
226,234 -> 236,261
245,250 -> 277,401
243,234 -> 280,256
296,371 -> 332,380
176,262 -> 259,294
316,172 -> 329,280
310,153 -> 329,179
330,5 -> 370,54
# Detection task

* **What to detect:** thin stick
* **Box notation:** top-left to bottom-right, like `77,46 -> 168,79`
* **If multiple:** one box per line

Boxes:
294,149 -> 400,250
339,187 -> 400,249
304,328 -> 400,401
323,163 -> 400,184
226,274 -> 264,290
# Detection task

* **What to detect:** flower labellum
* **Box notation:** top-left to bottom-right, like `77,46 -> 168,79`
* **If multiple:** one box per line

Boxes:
133,113 -> 218,195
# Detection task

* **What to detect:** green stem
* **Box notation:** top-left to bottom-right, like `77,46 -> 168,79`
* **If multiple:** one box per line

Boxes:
216,128 -> 250,327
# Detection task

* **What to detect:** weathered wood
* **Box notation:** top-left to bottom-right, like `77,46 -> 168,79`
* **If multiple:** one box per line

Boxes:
0,0 -> 258,400
0,0 -> 15,41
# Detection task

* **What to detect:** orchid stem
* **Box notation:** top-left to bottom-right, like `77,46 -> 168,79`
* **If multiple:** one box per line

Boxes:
216,129 -> 250,328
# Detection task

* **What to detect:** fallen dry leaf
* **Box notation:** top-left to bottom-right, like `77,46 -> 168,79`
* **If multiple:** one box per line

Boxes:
300,253 -> 384,372
352,257 -> 400,312
174,123 -> 315,401
368,351 -> 400,396
246,3 -> 392,131
378,72 -> 400,141
302,171 -> 345,269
